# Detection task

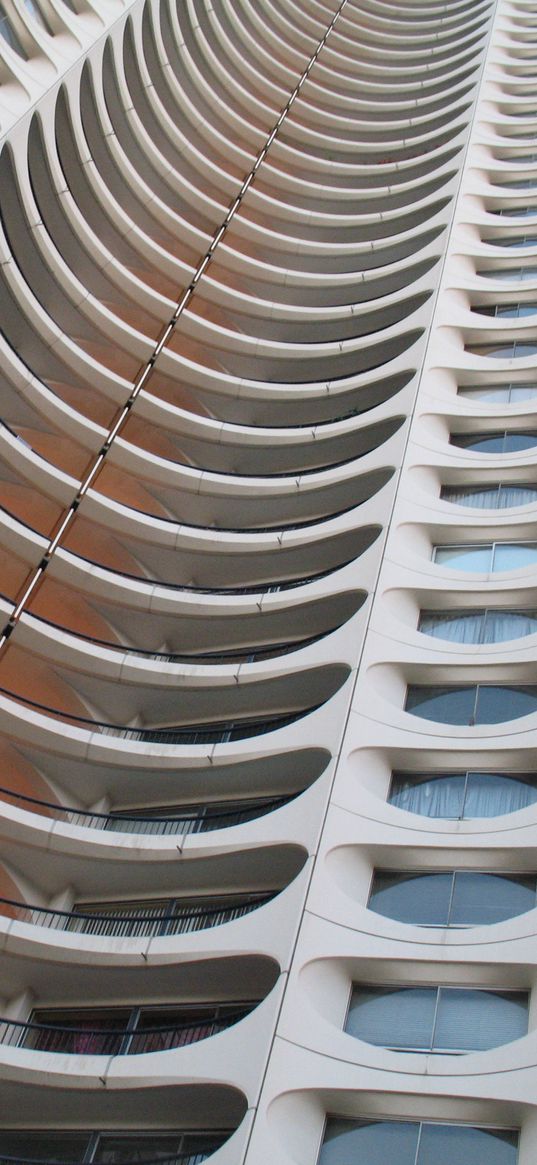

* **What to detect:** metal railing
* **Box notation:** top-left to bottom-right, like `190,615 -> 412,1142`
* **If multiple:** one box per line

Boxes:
0,893 -> 273,938
0,686 -> 317,744
67,552 -> 353,594
4,1009 -> 249,1057
25,612 -> 328,665
0,784 -> 291,835
0,1151 -> 219,1165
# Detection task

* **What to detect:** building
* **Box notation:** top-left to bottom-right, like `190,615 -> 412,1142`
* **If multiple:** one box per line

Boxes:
0,0 -> 535,1160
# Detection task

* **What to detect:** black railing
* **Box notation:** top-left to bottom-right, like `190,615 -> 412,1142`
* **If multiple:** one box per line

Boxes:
7,1008 -> 249,1057
26,611 -> 329,665
0,1150 -> 219,1164
0,893 -> 272,938
0,784 -> 291,835
0,686 -> 318,744
67,551 -> 354,594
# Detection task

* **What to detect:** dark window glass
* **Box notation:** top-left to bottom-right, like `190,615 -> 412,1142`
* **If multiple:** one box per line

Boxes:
0,1133 -> 89,1160
368,870 -> 537,927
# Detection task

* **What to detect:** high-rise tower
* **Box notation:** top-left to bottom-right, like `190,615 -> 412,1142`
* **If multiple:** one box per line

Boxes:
0,0 -> 535,1161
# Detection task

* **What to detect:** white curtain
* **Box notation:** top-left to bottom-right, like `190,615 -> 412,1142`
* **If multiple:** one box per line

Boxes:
444,486 -> 537,509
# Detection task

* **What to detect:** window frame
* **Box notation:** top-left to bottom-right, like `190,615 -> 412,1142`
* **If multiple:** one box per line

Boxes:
344,983 -> 529,1054
418,606 -> 537,643
367,867 -> 537,928
433,540 -> 537,572
318,1116 -> 520,1165
389,768 -> 537,819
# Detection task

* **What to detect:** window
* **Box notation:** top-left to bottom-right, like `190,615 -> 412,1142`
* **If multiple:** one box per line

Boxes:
419,608 -> 537,643
0,1131 -> 229,1163
389,770 -> 537,818
405,684 -> 537,725
441,484 -> 537,508
478,301 -> 537,316
346,985 -> 528,1053
433,541 -> 537,571
319,1118 -> 519,1165
494,207 -> 537,217
486,235 -> 537,247
0,3 -> 27,55
450,430 -> 537,452
22,0 -> 52,32
495,178 -> 537,189
477,267 -> 537,280
24,1002 -> 251,1056
467,341 -> 537,358
368,870 -> 537,926
458,383 -> 537,402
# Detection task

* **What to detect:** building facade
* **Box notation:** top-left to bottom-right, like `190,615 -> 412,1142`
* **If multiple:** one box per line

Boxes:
0,0 -> 535,1161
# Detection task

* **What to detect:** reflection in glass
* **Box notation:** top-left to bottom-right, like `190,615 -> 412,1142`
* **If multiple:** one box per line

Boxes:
368,870 -> 537,927
320,1119 -> 518,1165
442,484 -> 537,508
419,608 -> 537,643
390,770 -> 537,819
458,382 -> 537,402
450,430 -> 537,452
434,541 -> 537,572
405,683 -> 537,725
346,985 -> 528,1052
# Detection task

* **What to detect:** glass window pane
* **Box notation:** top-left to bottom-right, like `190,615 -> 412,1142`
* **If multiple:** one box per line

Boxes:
419,611 -> 485,643
475,685 -> 537,723
504,432 -> 537,450
464,772 -> 537,817
346,987 -> 437,1050
418,1124 -> 519,1165
459,386 -> 512,401
369,872 -> 453,926
454,433 -> 507,452
433,988 -> 528,1052
406,686 -> 476,725
95,1134 -> 219,1163
435,545 -> 493,571
450,872 -> 536,925
320,1119 -> 419,1165
0,1133 -> 89,1160
509,384 -> 537,399
492,542 -> 537,570
390,773 -> 466,818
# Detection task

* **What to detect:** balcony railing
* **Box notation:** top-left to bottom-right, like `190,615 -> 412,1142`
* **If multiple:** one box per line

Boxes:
0,1144 -> 225,1165
0,686 -> 319,744
0,783 -> 291,835
4,1005 -> 251,1057
0,893 -> 273,938
26,612 -> 329,665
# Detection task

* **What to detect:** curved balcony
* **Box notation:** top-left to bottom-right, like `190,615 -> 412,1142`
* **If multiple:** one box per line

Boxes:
0,1002 -> 254,1057
0,1133 -> 229,1165
0,893 -> 274,938
0,784 -> 293,835
0,686 -> 328,745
